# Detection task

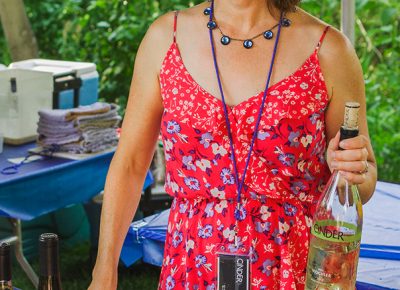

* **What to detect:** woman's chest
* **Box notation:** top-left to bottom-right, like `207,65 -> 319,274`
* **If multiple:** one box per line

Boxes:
175,37 -> 319,108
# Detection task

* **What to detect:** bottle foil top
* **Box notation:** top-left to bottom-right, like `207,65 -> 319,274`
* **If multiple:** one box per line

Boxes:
39,233 -> 59,247
0,243 -> 10,256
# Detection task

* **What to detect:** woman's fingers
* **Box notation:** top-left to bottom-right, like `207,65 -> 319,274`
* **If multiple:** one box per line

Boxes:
338,171 -> 367,184
338,135 -> 369,150
326,131 -> 340,172
327,133 -> 371,183
331,160 -> 368,173
327,131 -> 340,151
333,147 -> 369,161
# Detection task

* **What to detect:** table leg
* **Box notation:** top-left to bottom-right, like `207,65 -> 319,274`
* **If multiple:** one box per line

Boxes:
10,218 -> 39,288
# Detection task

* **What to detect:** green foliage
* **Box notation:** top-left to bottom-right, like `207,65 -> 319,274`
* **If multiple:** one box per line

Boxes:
0,25 -> 10,64
301,0 -> 400,182
16,0 -> 202,112
354,0 -> 400,183
0,0 -> 398,181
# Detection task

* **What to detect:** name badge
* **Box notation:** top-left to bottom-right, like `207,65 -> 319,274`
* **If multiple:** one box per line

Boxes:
217,253 -> 250,290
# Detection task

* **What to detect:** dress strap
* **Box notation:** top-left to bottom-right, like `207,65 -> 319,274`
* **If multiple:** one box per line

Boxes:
173,11 -> 179,43
315,25 -> 330,53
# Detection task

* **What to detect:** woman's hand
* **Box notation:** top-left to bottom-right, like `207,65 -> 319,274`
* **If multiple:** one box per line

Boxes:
87,263 -> 117,290
326,131 -> 370,185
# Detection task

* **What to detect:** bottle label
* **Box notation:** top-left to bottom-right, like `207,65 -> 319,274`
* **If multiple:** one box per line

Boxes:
306,239 -> 360,288
311,220 -> 361,243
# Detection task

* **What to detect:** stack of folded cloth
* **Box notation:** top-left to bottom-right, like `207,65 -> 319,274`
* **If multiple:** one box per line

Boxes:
37,102 -> 121,153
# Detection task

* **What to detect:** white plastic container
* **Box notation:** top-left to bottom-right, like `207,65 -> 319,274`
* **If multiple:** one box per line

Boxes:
0,59 -> 99,144
0,69 -> 53,144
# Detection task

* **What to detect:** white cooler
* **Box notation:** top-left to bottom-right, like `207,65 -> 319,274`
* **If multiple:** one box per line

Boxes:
0,59 -> 99,144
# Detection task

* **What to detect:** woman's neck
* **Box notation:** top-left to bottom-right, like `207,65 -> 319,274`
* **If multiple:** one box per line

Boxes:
213,0 -> 280,35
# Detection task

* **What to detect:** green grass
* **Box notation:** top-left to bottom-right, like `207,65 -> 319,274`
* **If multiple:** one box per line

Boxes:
12,242 -> 160,290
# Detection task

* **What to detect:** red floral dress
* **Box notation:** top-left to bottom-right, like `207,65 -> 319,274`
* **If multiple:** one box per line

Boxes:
158,13 -> 331,290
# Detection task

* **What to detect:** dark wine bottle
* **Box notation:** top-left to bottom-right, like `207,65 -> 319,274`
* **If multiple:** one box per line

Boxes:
0,243 -> 13,290
37,234 -> 62,290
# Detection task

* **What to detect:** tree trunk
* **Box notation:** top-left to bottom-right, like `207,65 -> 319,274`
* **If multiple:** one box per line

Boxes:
0,0 -> 38,61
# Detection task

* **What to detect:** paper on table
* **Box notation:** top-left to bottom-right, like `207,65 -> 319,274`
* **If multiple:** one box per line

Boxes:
8,155 -> 43,164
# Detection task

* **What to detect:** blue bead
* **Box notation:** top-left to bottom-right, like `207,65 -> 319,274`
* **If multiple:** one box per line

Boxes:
263,30 -> 273,39
207,21 -> 217,29
243,39 -> 253,49
221,35 -> 230,45
282,18 -> 291,27
203,7 -> 211,15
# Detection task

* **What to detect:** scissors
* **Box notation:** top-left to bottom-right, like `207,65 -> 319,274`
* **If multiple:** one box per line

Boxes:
1,144 -> 61,175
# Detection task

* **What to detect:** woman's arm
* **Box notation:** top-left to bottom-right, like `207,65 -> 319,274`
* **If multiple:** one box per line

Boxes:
88,13 -> 173,290
320,26 -> 377,204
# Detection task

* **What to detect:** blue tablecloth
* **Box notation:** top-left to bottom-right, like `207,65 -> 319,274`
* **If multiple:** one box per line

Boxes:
121,181 -> 400,290
0,143 -> 153,220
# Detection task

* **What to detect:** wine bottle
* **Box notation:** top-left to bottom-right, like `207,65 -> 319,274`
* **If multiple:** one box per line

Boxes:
0,243 -> 13,290
305,102 -> 363,290
37,234 -> 62,290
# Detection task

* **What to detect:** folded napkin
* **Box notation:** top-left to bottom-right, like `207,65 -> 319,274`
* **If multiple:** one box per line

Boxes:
51,138 -> 118,154
38,102 -> 111,122
37,102 -> 120,153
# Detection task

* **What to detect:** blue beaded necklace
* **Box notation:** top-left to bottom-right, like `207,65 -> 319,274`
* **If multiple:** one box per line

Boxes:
204,3 -> 291,48
208,0 -> 283,231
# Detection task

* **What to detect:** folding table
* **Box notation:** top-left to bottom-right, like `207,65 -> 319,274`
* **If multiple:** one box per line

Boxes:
0,142 -> 153,287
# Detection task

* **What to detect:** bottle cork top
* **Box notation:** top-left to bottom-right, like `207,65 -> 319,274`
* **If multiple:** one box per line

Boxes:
343,102 -> 360,130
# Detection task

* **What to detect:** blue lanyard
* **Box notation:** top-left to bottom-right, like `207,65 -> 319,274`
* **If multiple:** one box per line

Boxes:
208,1 -> 283,220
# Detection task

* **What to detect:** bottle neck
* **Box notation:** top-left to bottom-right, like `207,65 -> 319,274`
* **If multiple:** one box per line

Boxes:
337,126 -> 360,187
0,253 -> 11,283
39,245 -> 60,277
38,276 -> 62,290
330,124 -> 356,176
339,126 -> 359,148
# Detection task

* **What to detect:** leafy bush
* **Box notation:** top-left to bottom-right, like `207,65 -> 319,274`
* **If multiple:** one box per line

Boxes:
0,0 -> 398,182
302,1 -> 400,182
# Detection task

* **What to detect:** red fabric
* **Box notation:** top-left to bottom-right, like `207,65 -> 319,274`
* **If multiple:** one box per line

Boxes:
157,19 -> 331,290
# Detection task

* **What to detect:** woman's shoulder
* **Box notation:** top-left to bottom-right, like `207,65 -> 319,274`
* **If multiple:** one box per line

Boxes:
294,8 -> 353,54
295,8 -> 359,64
294,8 -> 364,101
141,4 -> 205,72
144,11 -> 175,53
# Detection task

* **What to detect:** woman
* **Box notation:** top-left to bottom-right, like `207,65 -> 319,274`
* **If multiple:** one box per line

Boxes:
89,0 -> 377,289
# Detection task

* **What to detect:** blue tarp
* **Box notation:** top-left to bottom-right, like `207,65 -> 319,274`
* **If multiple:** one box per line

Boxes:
357,181 -> 400,289
121,181 -> 400,289
0,142 -> 153,220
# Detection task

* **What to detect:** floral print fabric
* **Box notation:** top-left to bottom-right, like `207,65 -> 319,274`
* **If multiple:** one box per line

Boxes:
158,26 -> 331,290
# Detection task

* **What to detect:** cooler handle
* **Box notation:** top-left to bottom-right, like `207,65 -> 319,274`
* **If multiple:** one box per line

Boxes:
53,73 -> 82,109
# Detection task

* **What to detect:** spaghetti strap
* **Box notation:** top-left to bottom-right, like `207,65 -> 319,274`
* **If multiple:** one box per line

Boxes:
173,11 -> 179,43
315,26 -> 330,53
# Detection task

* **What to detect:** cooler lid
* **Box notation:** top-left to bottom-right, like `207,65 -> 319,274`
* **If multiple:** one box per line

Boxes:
9,59 -> 96,77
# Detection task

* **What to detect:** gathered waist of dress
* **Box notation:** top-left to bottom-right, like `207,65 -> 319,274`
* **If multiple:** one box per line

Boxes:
168,189 -> 318,227
164,183 -> 321,207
